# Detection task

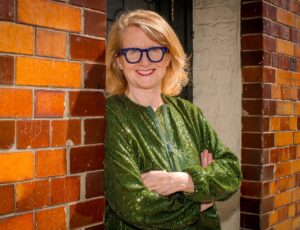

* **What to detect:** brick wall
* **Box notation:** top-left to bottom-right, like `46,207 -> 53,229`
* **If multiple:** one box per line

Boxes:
0,0 -> 106,229
241,0 -> 300,229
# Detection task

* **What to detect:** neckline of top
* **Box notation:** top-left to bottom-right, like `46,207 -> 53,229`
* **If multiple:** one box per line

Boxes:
120,95 -> 169,112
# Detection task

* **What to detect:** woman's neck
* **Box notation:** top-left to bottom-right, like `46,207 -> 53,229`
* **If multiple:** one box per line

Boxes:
127,89 -> 164,111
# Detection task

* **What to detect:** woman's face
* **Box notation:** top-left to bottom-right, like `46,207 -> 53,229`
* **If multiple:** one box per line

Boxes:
116,26 -> 170,94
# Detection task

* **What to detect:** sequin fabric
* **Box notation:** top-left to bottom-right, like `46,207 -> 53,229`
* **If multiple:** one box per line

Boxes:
104,95 -> 242,230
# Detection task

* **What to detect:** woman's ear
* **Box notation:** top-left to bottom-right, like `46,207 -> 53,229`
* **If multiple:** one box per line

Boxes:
116,57 -> 123,70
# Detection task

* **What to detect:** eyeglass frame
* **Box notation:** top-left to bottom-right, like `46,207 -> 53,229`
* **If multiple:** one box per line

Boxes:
118,46 -> 169,64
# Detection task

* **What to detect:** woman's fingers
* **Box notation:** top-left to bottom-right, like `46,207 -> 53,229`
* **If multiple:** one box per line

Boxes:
200,202 -> 214,212
201,149 -> 208,167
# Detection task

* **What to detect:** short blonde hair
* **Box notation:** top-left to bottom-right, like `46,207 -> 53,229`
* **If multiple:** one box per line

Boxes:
105,10 -> 189,96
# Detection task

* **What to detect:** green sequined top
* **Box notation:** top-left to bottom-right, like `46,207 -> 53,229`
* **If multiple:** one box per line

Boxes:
104,95 -> 242,230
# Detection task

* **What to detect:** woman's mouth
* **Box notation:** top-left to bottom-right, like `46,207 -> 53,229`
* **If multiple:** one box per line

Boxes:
136,69 -> 155,76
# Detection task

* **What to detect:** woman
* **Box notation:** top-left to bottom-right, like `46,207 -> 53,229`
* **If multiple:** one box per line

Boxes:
104,10 -> 241,230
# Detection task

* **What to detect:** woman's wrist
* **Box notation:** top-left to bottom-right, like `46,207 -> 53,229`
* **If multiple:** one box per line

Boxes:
173,172 -> 194,193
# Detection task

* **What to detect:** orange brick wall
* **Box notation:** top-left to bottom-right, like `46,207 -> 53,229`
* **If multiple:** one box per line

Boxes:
0,0 -> 106,229
241,0 -> 300,229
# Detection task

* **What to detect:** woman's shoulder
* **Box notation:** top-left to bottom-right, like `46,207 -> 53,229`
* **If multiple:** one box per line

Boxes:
164,95 -> 201,114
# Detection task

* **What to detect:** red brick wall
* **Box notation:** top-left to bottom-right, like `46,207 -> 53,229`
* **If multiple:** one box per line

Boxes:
0,0 -> 106,229
241,0 -> 300,229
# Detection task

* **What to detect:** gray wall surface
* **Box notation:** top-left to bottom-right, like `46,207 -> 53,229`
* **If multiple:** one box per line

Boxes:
192,0 -> 241,229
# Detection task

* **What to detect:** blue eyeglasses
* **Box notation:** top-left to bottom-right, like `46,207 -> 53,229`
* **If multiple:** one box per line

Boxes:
118,46 -> 169,64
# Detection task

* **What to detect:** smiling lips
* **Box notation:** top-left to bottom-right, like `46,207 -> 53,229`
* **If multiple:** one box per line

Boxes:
136,69 -> 155,76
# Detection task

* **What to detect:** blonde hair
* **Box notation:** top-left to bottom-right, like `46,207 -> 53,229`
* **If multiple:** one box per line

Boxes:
105,10 -> 189,96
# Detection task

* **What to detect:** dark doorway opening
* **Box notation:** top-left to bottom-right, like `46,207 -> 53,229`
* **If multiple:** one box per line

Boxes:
106,0 -> 193,101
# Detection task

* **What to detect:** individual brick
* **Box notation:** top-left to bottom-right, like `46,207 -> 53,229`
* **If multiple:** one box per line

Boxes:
241,149 -> 263,165
294,132 -> 300,144
51,119 -> 81,147
84,63 -> 105,89
0,120 -> 14,149
277,39 -> 294,56
274,190 -> 293,208
295,46 -> 300,58
241,50 -> 263,66
18,0 -> 81,32
262,181 -> 278,197
0,55 -> 14,84
70,0 -> 106,11
36,149 -> 66,178
295,102 -> 300,115
86,171 -> 104,198
240,213 -> 260,229
276,101 -> 293,115
0,0 -> 14,20
36,29 -> 67,58
17,120 -> 50,149
69,91 -> 105,116
0,88 -> 32,117
36,206 -> 66,230
0,151 -> 34,183
275,132 -> 293,146
50,176 -> 80,205
84,10 -> 106,37
35,90 -> 65,118
240,197 -> 260,213
70,35 -> 105,62
263,100 -> 276,115
241,181 -> 261,197
0,22 -> 33,54
296,16 -> 300,30
16,180 -> 50,212
278,176 -> 296,191
293,187 -> 300,202
0,185 -> 14,215
263,2 -> 276,20
293,216 -> 300,230
277,206 -> 288,222
70,145 -> 104,173
263,35 -> 276,52
276,54 -> 289,70
276,161 -> 293,178
242,67 -> 275,83
242,99 -> 263,115
70,198 -> 105,228
86,225 -> 104,230
242,116 -> 263,132
241,2 -> 262,19
269,210 -> 278,227
243,83 -> 263,98
289,0 -> 299,13
294,159 -> 300,173
276,8 -> 295,27
288,204 -> 296,217
242,165 -> 262,181
0,213 -> 33,230
16,57 -> 81,88
274,219 -> 292,229
261,196 -> 274,213
262,165 -> 274,180
290,28 -> 300,43
84,118 -> 105,144
241,18 -> 263,34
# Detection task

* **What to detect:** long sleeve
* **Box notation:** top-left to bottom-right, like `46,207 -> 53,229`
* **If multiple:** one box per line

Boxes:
104,111 -> 200,229
183,108 -> 242,203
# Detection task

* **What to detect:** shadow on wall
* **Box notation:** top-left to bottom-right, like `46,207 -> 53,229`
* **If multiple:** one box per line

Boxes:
67,61 -> 106,229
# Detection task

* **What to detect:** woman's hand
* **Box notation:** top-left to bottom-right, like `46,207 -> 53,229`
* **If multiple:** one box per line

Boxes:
141,171 -> 194,196
200,149 -> 214,212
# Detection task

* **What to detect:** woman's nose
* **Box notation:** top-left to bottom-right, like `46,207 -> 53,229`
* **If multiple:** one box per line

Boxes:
139,52 -> 151,66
